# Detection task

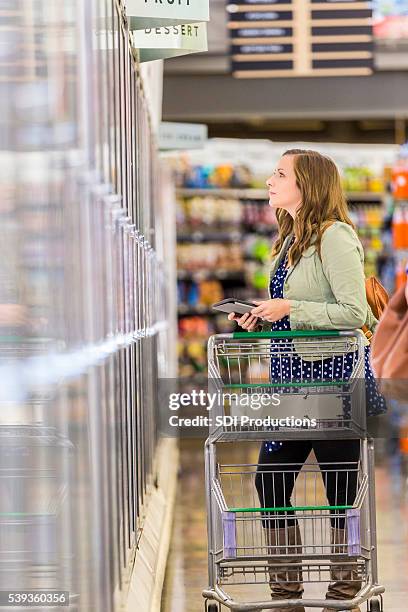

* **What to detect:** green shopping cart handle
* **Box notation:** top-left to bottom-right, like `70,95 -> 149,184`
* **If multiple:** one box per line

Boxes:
228,504 -> 353,513
232,330 -> 342,339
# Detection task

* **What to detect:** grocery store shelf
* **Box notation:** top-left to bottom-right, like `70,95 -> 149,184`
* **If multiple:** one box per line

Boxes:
177,231 -> 242,242
243,255 -> 270,263
243,224 -> 276,235
178,305 -> 218,316
176,187 -> 268,199
177,187 -> 384,202
178,228 -> 276,241
347,192 -> 385,202
177,269 -> 244,281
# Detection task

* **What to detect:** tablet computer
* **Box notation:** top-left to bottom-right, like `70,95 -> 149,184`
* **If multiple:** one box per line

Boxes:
212,298 -> 257,315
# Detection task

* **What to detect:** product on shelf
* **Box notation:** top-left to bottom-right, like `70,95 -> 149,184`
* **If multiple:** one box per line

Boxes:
383,146 -> 408,292
342,166 -> 384,193
177,243 -> 243,273
349,205 -> 385,278
242,200 -> 277,229
177,279 -> 224,311
392,162 -> 408,200
179,163 -> 254,189
199,280 -> 224,306
387,149 -> 408,290
243,234 -> 273,262
177,196 -> 243,232
392,206 -> 408,250
245,261 -> 271,291
178,315 -> 233,377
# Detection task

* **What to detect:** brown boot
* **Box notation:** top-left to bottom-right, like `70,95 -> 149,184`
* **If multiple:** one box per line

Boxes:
267,524 -> 305,612
322,527 -> 361,612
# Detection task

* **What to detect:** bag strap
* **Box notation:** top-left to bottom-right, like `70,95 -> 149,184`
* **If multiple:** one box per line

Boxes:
361,324 -> 373,342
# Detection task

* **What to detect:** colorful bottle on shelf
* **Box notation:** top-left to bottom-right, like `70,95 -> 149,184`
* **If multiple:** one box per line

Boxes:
392,164 -> 408,200
392,208 -> 406,249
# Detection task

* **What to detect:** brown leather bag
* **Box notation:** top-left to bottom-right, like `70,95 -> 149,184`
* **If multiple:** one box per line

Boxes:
371,284 -> 408,401
361,276 -> 389,342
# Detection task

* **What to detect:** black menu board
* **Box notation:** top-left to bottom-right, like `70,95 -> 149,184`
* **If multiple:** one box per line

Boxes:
228,0 -> 373,78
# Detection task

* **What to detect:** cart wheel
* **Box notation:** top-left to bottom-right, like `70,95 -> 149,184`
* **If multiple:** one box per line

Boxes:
369,597 -> 382,612
205,603 -> 218,612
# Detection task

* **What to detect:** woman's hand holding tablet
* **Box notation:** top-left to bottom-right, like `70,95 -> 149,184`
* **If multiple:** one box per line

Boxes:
212,298 -> 260,331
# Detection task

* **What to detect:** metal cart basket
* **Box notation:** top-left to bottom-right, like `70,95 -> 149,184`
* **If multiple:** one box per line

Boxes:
203,330 -> 385,612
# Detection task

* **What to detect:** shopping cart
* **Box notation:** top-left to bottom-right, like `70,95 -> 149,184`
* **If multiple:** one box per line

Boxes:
202,330 -> 385,612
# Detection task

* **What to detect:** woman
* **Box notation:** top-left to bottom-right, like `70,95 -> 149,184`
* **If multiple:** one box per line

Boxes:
228,150 -> 386,612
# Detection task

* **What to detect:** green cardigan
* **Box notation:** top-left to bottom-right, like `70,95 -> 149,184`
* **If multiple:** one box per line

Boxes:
261,221 -> 378,343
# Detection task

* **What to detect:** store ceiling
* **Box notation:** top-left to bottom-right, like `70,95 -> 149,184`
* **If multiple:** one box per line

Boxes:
162,0 -> 408,144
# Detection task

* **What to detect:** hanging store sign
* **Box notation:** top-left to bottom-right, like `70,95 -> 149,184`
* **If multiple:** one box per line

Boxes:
228,0 -> 373,78
132,22 -> 208,61
158,122 -> 208,150
126,0 -> 209,30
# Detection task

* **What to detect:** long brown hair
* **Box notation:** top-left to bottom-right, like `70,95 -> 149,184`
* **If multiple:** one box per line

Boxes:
271,149 -> 355,266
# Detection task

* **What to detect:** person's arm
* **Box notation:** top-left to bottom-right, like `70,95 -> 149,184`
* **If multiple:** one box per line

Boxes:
288,223 -> 367,330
